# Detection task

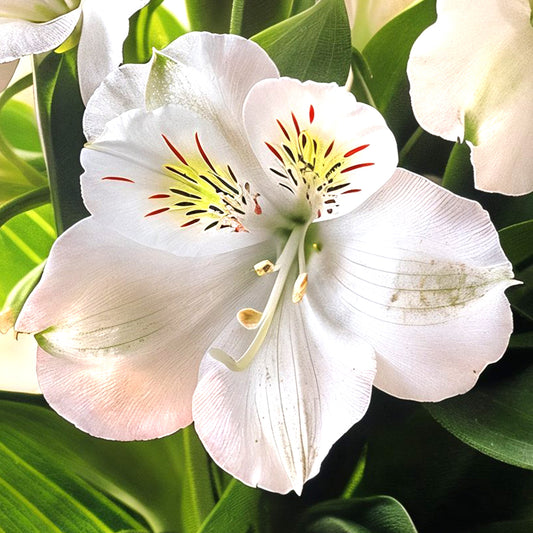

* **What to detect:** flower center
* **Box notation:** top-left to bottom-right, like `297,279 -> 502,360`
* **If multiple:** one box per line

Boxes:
209,223 -> 310,371
265,106 -> 374,220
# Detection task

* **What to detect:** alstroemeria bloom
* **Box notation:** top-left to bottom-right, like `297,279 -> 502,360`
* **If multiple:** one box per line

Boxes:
407,0 -> 533,195
17,33 -> 516,494
0,0 -> 149,102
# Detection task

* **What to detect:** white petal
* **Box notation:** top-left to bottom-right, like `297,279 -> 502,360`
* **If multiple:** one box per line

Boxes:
77,0 -> 149,104
193,285 -> 376,494
309,169 -> 516,401
82,105 -> 274,257
0,8 -> 81,62
243,78 -> 398,222
407,0 -> 533,195
83,62 -> 149,141
16,217 -> 276,440
0,59 -> 18,92
0,1 -> 78,21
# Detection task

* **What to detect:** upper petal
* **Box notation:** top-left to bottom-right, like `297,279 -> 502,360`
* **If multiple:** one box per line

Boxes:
16,217 -> 276,440
77,0 -> 149,104
407,0 -> 533,195
309,168 -> 516,401
0,8 -> 81,62
193,283 -> 376,494
81,105 -> 275,257
243,78 -> 398,223
83,32 -> 279,140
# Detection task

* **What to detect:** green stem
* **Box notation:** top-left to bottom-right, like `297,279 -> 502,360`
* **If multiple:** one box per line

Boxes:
229,0 -> 244,34
399,126 -> 423,165
0,186 -> 50,228
0,75 -> 47,187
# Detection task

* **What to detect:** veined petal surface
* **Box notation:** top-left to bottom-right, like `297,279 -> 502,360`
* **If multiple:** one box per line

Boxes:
84,32 -> 279,141
76,0 -> 149,104
310,169 -> 516,401
243,78 -> 398,223
82,105 -> 276,257
0,8 -> 81,63
194,283 -> 376,494
407,0 -> 533,195
16,218 -> 276,440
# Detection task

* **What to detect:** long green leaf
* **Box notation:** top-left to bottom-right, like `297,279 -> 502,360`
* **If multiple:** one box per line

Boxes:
252,0 -> 351,85
0,401 -> 149,532
186,0 -> 233,32
362,0 -> 436,146
426,358 -> 533,470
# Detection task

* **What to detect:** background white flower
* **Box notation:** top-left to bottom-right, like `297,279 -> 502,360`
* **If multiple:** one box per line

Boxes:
407,0 -> 533,195
0,0 -> 149,103
16,32 -> 516,494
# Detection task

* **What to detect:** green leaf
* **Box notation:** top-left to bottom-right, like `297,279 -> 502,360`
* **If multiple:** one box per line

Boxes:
499,220 -> 533,268
123,3 -> 186,64
252,0 -> 351,85
442,143 -> 533,229
186,0 -> 233,33
298,496 -> 417,533
363,0 -> 436,146
197,479 -> 263,533
349,48 -> 375,106
426,357 -> 533,470
358,395 -> 533,531
0,400 -> 149,532
0,205 -> 55,311
33,49 -> 89,234
229,0 -> 293,38
0,99 -> 42,154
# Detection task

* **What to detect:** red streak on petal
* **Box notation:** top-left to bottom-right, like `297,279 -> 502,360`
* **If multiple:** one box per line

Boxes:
341,188 -> 362,194
291,112 -> 301,136
162,134 -> 188,166
344,144 -> 369,158
340,162 -> 374,173
254,197 -> 262,215
276,119 -> 290,141
195,132 -> 216,172
102,176 -> 135,183
309,105 -> 315,124
145,207 -> 170,217
265,142 -> 284,163
317,209 -> 322,218
181,218 -> 200,227
149,194 -> 171,199
324,140 -> 335,158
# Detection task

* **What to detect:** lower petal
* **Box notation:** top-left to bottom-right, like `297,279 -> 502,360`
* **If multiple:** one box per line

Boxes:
193,289 -> 376,494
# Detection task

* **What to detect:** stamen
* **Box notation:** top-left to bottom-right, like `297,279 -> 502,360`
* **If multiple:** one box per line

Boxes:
254,259 -> 277,276
292,273 -> 308,303
237,308 -> 263,329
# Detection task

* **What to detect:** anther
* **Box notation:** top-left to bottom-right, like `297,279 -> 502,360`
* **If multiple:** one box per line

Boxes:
254,259 -> 277,276
237,308 -> 263,329
292,272 -> 308,303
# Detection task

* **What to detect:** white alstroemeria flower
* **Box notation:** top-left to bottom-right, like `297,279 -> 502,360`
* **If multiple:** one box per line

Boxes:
17,32 -> 516,494
0,0 -> 149,103
407,0 -> 533,196
343,0 -> 421,49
